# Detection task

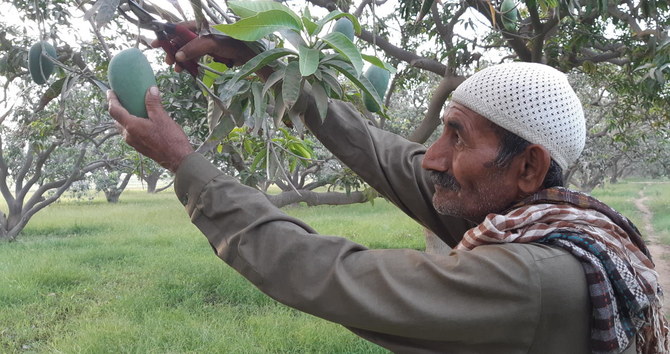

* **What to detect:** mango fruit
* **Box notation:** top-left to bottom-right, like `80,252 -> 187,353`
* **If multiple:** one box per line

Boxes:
107,48 -> 157,118
29,41 -> 57,85
362,65 -> 390,113
501,0 -> 518,31
332,18 -> 355,42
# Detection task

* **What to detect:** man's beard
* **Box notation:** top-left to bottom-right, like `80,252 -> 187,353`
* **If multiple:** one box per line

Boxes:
428,169 -> 509,221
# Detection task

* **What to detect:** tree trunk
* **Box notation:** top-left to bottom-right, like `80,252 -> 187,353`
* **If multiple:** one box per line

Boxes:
143,170 -> 162,193
265,189 -> 370,208
104,172 -> 132,203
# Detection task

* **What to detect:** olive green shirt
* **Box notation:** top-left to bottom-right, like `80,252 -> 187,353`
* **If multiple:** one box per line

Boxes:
174,99 -> 635,353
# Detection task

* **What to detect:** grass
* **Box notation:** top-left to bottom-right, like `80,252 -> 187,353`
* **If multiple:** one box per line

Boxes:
591,180 -> 670,245
1,180 -> 668,352
0,190 -> 419,353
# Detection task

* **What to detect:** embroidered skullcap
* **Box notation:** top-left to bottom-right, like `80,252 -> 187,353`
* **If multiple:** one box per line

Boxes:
451,62 -> 585,170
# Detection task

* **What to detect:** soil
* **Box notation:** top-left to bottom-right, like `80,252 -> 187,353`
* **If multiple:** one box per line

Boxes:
633,188 -> 670,318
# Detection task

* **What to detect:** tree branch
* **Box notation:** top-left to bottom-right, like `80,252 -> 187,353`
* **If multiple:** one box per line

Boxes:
358,29 -> 448,75
408,74 -> 466,143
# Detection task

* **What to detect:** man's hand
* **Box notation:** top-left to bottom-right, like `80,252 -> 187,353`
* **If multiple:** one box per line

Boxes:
107,87 -> 194,173
152,24 -> 272,80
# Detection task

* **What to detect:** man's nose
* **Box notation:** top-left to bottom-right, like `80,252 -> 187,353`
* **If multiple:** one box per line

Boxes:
422,137 -> 450,172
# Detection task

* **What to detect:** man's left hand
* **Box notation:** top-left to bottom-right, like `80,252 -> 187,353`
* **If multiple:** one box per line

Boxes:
107,86 -> 194,173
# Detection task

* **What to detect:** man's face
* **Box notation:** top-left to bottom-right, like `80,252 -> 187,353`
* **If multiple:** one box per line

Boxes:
421,103 -> 520,222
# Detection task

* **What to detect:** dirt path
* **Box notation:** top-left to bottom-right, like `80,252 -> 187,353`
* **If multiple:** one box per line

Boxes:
633,188 -> 670,317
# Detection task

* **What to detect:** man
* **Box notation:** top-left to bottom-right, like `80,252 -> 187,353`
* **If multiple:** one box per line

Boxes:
107,35 -> 668,353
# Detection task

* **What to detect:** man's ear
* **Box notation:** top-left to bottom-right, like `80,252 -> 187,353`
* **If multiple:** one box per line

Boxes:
514,144 -> 552,194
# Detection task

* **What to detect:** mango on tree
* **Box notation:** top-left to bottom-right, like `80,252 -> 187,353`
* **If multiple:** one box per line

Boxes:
362,65 -> 391,113
107,48 -> 157,118
331,18 -> 355,41
28,41 -> 57,85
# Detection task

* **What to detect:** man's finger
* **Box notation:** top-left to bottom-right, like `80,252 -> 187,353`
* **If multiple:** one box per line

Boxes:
107,90 -> 132,126
175,36 -> 217,63
144,86 -> 167,123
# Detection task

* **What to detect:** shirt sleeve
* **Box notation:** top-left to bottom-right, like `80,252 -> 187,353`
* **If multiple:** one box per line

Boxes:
299,93 -> 474,247
173,153 -> 543,349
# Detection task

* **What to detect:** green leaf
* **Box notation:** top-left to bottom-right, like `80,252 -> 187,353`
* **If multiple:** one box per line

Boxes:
213,10 -> 301,41
310,79 -> 329,122
325,60 -> 384,113
273,86 -> 286,127
228,0 -> 301,24
278,29 -> 307,49
232,48 -> 295,82
250,148 -> 267,171
302,15 -> 318,36
262,70 -> 284,97
320,68 -> 343,99
314,10 -> 361,36
362,54 -> 396,74
298,45 -> 319,77
282,61 -> 302,108
320,32 -> 364,77
251,81 -> 264,119
415,0 -> 435,23
202,61 -> 229,92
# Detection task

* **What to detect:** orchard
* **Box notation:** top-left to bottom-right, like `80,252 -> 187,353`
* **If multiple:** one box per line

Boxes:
0,0 -> 668,240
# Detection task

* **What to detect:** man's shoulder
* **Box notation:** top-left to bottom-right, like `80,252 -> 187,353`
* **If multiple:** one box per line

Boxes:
467,242 -> 580,264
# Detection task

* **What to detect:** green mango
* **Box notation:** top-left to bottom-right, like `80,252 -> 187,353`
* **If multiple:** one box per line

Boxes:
107,48 -> 157,118
332,18 -> 355,42
362,65 -> 390,113
501,0 -> 518,31
28,41 -> 57,85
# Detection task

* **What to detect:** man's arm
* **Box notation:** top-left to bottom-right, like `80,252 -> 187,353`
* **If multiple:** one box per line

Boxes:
169,36 -> 473,246
174,152 -> 544,350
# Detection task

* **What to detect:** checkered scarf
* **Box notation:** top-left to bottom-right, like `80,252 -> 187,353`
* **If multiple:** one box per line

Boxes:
456,187 -> 669,353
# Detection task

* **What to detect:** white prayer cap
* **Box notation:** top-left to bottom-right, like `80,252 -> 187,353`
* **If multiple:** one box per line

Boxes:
452,62 -> 586,170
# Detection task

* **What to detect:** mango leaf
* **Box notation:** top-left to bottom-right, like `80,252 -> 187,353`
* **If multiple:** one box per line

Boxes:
302,15 -> 318,35
310,79 -> 329,123
282,61 -> 302,108
231,47 -> 295,82
321,32 -> 364,77
414,0 -> 435,24
325,60 -> 384,113
262,70 -> 284,97
314,10 -> 361,36
84,0 -> 119,29
251,81 -> 264,119
202,61 -> 229,93
213,10 -> 301,41
362,54 -> 397,74
298,45 -> 319,77
278,29 -> 307,49
320,69 -> 343,98
273,86 -> 286,127
250,148 -> 267,171
228,0 -> 302,25
287,108 -> 304,134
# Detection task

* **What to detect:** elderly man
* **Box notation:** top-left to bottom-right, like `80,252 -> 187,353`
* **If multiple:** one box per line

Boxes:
107,36 -> 667,353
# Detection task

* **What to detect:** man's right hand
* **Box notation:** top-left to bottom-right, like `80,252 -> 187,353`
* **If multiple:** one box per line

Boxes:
152,25 -> 270,79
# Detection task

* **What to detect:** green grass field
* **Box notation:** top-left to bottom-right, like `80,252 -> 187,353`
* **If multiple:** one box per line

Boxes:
1,180 -> 668,352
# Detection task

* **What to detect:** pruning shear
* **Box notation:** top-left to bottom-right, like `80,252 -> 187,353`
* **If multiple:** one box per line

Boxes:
118,0 -> 199,76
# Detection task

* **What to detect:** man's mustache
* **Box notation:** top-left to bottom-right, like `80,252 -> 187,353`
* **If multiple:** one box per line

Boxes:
429,170 -> 461,191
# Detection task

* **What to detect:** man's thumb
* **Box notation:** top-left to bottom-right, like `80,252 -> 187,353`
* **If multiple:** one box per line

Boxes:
145,86 -> 164,120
